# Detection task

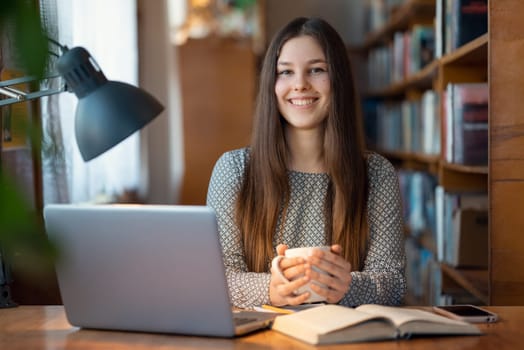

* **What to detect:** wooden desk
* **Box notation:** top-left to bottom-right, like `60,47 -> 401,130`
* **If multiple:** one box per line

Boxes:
1,306 -> 522,349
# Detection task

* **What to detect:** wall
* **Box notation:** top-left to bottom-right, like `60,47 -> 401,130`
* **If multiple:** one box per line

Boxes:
137,0 -> 184,204
178,37 -> 255,204
265,0 -> 365,45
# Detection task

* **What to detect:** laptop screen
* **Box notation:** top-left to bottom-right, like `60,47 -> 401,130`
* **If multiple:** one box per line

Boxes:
44,204 -> 240,336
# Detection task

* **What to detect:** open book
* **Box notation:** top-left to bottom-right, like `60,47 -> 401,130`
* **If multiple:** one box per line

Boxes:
271,304 -> 482,345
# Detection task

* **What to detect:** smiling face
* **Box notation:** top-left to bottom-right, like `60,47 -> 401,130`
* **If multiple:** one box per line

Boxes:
275,35 -> 331,133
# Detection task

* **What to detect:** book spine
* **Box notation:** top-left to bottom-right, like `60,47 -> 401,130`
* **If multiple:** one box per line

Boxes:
444,0 -> 453,55
435,186 -> 444,262
452,83 -> 489,165
455,0 -> 488,49
452,85 -> 464,164
435,0 -> 445,58
445,84 -> 454,163
421,90 -> 439,155
403,32 -> 411,81
367,46 -> 392,92
412,101 -> 421,153
401,100 -> 413,153
411,26 -> 435,74
444,192 -> 458,265
393,31 -> 405,83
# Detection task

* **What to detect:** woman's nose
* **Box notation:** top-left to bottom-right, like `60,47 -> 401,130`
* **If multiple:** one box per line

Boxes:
293,73 -> 310,91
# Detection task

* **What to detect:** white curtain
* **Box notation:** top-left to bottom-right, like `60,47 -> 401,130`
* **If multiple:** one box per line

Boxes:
53,0 -> 140,203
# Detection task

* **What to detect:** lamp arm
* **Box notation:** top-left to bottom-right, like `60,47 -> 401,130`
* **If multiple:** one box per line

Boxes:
0,74 -> 66,107
47,37 -> 69,54
0,36 -> 69,107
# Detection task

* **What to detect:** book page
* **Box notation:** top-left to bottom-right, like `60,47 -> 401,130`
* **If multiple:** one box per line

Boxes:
272,305 -> 398,345
355,304 -> 470,328
277,305 -> 392,334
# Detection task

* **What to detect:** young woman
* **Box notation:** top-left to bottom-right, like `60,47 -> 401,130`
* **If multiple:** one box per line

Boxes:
207,17 -> 406,308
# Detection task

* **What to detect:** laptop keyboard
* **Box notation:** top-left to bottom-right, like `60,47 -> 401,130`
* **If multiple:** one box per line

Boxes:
234,317 -> 258,326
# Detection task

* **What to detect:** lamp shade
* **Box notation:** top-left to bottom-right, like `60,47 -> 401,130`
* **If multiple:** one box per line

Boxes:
55,47 -> 163,161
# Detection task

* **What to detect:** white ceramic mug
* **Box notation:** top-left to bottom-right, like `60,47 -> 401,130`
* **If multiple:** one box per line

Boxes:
271,246 -> 330,303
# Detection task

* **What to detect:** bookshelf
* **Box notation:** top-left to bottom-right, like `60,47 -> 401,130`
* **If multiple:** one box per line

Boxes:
380,150 -> 439,175
362,0 -> 435,48
365,61 -> 437,98
440,264 -> 488,305
356,0 -> 524,306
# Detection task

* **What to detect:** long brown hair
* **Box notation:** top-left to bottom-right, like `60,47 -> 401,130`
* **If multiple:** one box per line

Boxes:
235,17 -> 369,272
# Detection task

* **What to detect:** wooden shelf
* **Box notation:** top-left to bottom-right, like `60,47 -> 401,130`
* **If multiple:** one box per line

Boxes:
439,162 -> 488,192
440,264 -> 489,305
380,153 -> 488,194
365,60 -> 438,98
440,34 -> 488,67
437,34 -> 488,89
441,162 -> 488,174
365,34 -> 488,97
361,0 -> 436,49
405,228 -> 436,253
378,149 -> 439,175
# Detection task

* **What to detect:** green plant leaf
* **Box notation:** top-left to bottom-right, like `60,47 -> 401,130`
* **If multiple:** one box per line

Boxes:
0,173 -> 58,278
0,0 -> 49,78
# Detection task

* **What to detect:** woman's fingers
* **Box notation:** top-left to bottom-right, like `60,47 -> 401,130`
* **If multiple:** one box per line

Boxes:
304,245 -> 352,303
280,257 -> 308,280
306,247 -> 351,277
270,261 -> 313,306
310,268 -> 351,293
279,291 -> 311,305
277,274 -> 309,296
330,244 -> 343,255
309,274 -> 352,303
276,244 -> 288,256
271,244 -> 352,305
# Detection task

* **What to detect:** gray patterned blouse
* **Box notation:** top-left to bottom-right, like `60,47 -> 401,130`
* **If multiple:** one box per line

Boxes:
206,148 -> 406,308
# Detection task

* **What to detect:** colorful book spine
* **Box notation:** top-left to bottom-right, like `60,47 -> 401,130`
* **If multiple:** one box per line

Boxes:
435,186 -> 488,267
443,82 -> 488,165
409,25 -> 434,75
452,82 -> 488,165
450,0 -> 488,51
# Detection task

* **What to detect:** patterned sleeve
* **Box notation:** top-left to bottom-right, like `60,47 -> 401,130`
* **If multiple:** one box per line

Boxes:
340,154 -> 407,306
206,149 -> 272,308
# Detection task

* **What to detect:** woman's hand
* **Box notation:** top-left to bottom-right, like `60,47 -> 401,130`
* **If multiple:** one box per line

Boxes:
269,244 -> 313,306
307,244 -> 352,304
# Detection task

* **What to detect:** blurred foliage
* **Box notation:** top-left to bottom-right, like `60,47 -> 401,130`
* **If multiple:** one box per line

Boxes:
0,175 -> 58,279
1,1 -> 56,279
231,0 -> 257,10
0,0 -> 49,78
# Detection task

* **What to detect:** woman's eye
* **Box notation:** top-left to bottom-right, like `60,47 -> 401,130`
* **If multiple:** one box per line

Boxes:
310,67 -> 326,74
277,70 -> 292,76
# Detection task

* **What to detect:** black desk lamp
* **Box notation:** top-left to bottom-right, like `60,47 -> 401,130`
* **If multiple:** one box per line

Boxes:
0,40 -> 164,160
0,41 -> 164,307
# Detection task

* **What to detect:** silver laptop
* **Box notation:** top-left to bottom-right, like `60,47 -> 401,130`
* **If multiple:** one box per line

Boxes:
43,204 -> 275,337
